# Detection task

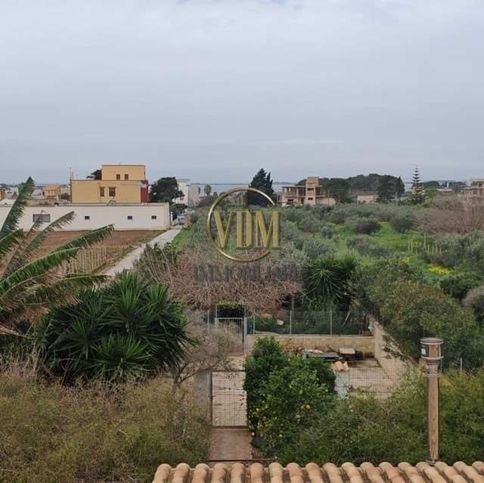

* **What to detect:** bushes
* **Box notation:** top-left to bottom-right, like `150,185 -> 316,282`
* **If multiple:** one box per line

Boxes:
0,373 -> 209,482
302,236 -> 336,259
439,272 -> 481,300
244,338 -> 335,457
37,272 -> 190,383
346,236 -> 395,258
390,213 -> 415,233
275,369 -> 484,465
463,286 -> 484,322
345,216 -> 381,234
357,259 -> 484,369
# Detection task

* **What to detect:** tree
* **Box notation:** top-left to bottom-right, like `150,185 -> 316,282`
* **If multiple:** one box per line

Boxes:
149,177 -> 183,203
321,178 -> 351,203
37,271 -> 191,383
169,324 -> 239,387
0,177 -> 112,337
248,169 -> 275,205
204,184 -> 212,196
255,356 -> 335,456
90,169 -> 102,180
303,255 -> 358,311
408,166 -> 426,204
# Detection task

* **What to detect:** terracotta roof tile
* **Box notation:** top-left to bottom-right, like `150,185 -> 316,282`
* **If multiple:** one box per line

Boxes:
152,462 -> 484,483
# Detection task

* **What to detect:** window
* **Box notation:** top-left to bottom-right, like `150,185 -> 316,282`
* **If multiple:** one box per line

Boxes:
127,215 -> 133,220
84,215 -> 90,220
100,187 -> 105,197
109,187 -> 116,197
116,174 -> 121,180
308,197 -> 314,201
124,174 -> 129,180
33,213 -> 51,223
151,215 -> 157,220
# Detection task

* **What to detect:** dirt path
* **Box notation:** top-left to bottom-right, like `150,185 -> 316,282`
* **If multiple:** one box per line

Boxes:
104,227 -> 181,276
208,428 -> 253,463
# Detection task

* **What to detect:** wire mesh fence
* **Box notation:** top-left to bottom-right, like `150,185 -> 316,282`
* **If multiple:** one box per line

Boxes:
248,309 -> 371,336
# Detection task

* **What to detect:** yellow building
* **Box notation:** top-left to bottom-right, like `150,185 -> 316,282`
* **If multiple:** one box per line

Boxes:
42,184 -> 62,202
70,165 -> 149,204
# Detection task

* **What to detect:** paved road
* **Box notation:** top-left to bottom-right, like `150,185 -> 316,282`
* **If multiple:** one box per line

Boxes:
104,227 -> 181,276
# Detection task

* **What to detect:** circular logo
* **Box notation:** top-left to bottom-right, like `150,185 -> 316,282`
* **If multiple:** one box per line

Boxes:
207,187 -> 279,263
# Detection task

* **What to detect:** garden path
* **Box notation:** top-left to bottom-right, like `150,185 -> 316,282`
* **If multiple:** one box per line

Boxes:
104,226 -> 181,276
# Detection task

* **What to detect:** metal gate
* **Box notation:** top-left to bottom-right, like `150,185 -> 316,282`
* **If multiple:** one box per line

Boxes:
211,370 -> 247,427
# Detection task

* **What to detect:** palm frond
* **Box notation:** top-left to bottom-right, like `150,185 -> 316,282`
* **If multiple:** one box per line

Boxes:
0,229 -> 25,258
25,211 -> 75,253
0,177 -> 34,237
0,247 -> 80,305
53,225 -> 114,252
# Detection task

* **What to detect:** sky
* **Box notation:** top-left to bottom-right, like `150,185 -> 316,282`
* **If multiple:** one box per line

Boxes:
1,0 -> 483,184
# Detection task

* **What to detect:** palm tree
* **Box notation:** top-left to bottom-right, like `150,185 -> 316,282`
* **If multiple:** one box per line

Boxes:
0,177 -> 113,337
37,271 -> 191,383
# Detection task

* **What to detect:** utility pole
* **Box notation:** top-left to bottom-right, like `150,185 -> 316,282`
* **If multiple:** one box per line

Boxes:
420,337 -> 443,465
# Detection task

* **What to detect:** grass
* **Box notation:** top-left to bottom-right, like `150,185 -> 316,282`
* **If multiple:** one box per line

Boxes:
0,368 -> 209,483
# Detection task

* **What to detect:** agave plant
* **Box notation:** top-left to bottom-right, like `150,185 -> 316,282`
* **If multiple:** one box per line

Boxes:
0,177 -> 113,337
37,271 -> 191,383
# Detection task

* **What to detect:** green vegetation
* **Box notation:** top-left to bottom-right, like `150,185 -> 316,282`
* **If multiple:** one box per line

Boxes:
0,372 -> 209,482
244,338 -> 335,455
37,272 -> 190,383
244,339 -> 483,464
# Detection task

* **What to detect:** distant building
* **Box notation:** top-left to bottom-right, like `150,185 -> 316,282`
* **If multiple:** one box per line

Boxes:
174,178 -> 200,207
357,193 -> 378,204
42,184 -> 62,202
466,179 -> 484,197
280,177 -> 336,206
70,164 -> 149,204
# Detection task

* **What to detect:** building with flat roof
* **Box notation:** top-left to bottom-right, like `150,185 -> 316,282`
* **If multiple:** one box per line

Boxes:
70,164 -> 149,204
280,177 -> 336,206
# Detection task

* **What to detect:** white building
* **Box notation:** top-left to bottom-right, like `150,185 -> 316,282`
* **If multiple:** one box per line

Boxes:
0,203 -> 171,231
174,178 -> 200,207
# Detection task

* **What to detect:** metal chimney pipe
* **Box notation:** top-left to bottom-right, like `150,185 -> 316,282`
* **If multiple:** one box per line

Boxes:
420,337 -> 443,465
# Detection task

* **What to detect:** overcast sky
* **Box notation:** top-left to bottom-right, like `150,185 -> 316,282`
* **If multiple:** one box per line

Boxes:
1,0 -> 483,184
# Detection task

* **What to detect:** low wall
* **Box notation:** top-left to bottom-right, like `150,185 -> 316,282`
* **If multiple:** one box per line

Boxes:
372,320 -> 409,382
0,203 -> 170,231
246,333 -> 374,355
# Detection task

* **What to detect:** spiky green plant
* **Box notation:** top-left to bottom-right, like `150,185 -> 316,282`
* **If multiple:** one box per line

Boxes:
0,177 -> 113,336
37,271 -> 191,383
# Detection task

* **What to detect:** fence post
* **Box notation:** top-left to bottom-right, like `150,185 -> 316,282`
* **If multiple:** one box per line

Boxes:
330,309 -> 333,336
243,317 -> 248,353
289,310 -> 293,335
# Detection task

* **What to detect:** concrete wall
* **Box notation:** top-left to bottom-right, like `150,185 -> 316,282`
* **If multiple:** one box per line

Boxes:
246,333 -> 375,355
101,164 -> 146,181
0,203 -> 170,231
372,320 -> 409,381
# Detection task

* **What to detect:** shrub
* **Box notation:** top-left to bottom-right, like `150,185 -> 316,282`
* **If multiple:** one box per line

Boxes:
463,286 -> 484,322
345,216 -> 381,235
244,337 -> 288,432
37,272 -> 190,383
277,369 -> 484,465
346,236 -> 395,258
390,213 -> 415,233
0,373 -> 209,482
439,272 -> 481,300
302,237 -> 336,259
255,356 -> 335,457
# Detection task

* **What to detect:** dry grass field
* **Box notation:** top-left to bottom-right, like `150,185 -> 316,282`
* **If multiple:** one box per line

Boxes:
41,230 -> 162,273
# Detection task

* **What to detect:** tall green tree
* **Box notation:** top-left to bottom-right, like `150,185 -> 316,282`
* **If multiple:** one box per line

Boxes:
149,177 -> 183,203
248,169 -> 276,205
203,184 -> 212,196
0,178 -> 112,337
377,175 -> 401,202
409,166 -> 426,204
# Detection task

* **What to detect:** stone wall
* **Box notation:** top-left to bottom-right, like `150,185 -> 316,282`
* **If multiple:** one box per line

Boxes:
246,333 -> 375,355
